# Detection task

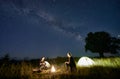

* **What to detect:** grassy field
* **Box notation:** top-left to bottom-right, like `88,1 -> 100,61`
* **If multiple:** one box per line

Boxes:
0,57 -> 120,79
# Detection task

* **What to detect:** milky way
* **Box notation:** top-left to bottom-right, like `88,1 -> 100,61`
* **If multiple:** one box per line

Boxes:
0,0 -> 120,58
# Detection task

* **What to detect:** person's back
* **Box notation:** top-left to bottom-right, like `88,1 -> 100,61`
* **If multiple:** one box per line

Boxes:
69,56 -> 77,72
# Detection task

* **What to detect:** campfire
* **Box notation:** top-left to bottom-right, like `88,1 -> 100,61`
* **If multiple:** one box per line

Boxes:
51,65 -> 56,72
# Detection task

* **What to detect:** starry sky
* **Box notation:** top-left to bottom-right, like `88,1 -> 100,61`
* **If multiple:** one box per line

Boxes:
0,0 -> 120,59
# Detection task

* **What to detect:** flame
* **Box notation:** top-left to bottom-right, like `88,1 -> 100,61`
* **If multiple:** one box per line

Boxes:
51,65 -> 56,72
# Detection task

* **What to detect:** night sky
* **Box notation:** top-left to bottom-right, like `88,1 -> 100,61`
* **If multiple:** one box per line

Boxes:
0,0 -> 120,59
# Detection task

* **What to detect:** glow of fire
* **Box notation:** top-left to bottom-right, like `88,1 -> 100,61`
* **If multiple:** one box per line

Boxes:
51,65 -> 56,72
77,56 -> 95,67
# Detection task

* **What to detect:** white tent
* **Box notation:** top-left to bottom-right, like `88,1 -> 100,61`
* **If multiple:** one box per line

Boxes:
77,56 -> 95,67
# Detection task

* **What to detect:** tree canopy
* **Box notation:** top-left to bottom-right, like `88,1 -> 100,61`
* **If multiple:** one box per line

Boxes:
85,31 -> 120,57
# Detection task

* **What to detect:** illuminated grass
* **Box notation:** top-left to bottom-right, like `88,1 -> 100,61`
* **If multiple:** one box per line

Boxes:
93,57 -> 120,67
0,57 -> 120,79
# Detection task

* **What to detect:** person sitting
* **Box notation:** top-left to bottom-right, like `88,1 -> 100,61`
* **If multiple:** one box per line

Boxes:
65,52 -> 77,72
39,57 -> 50,71
32,57 -> 50,73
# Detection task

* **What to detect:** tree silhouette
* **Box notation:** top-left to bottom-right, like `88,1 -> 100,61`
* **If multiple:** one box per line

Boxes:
85,31 -> 120,57
2,54 -> 10,62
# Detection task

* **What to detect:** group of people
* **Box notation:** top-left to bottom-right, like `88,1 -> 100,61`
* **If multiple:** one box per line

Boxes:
39,52 -> 77,73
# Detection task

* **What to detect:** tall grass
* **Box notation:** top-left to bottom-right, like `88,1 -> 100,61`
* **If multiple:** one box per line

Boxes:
0,61 -> 33,79
93,57 -> 120,67
0,57 -> 120,79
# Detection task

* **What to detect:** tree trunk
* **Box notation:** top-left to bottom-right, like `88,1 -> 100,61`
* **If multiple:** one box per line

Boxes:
99,52 -> 104,58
